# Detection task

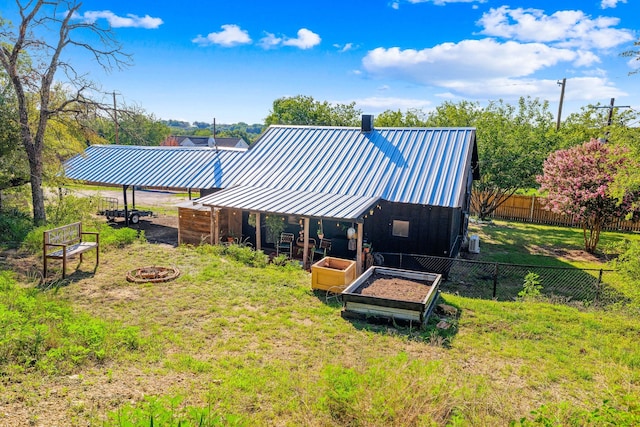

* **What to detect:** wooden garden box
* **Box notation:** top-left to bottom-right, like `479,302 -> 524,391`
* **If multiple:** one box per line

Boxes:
341,266 -> 441,324
311,257 -> 357,292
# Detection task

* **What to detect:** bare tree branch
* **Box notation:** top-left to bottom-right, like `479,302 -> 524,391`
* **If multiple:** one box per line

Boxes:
0,0 -> 131,224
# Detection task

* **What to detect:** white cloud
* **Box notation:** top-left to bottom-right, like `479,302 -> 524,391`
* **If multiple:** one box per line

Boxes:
408,0 -> 486,5
259,32 -> 282,49
333,42 -> 355,52
360,38 -> 626,103
425,76 -> 626,102
351,96 -> 432,111
363,39 -> 581,83
390,2 -> 400,10
282,28 -> 321,49
192,24 -> 252,47
78,10 -> 163,29
601,0 -> 627,9
259,28 -> 321,50
477,7 -> 634,50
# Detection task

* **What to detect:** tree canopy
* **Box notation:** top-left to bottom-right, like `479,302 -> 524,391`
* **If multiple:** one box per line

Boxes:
265,95 -> 361,127
0,0 -> 129,224
537,139 -> 639,253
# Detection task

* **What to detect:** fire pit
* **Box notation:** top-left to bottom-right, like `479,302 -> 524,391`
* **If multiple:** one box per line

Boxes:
126,266 -> 180,283
342,266 -> 441,324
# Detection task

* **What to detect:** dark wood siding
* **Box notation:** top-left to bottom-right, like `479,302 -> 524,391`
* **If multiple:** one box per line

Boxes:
362,201 -> 465,258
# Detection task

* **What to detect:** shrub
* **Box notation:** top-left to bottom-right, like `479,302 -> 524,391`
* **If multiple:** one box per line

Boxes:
518,272 -> 543,300
45,193 -> 99,226
612,240 -> 640,280
221,244 -> 269,268
0,208 -> 33,248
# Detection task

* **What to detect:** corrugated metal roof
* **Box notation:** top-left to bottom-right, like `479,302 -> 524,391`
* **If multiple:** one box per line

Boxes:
64,145 -> 246,189
223,126 -> 476,208
197,186 -> 380,220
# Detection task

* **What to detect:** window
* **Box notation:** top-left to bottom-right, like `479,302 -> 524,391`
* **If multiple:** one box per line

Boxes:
392,220 -> 410,237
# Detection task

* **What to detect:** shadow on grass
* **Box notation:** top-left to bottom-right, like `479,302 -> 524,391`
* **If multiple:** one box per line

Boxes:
313,289 -> 461,347
38,265 -> 97,292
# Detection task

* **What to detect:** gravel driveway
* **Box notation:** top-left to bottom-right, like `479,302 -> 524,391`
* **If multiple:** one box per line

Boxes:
69,187 -> 193,246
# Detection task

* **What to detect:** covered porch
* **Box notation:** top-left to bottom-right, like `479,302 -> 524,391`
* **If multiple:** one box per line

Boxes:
180,186 -> 380,275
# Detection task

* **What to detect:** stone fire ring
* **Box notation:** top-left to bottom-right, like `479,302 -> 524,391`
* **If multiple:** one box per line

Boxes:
126,266 -> 180,283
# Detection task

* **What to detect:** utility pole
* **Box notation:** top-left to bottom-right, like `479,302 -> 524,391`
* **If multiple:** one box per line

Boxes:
113,91 -> 119,144
556,78 -> 566,131
595,98 -> 631,142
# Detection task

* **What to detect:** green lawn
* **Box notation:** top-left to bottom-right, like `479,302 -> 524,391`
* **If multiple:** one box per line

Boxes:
2,224 -> 639,425
468,219 -> 640,269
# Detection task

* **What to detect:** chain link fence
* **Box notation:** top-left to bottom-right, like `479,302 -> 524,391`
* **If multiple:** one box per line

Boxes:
374,252 -> 625,306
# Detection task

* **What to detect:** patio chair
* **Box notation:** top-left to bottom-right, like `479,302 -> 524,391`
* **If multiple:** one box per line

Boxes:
276,232 -> 295,258
312,238 -> 332,263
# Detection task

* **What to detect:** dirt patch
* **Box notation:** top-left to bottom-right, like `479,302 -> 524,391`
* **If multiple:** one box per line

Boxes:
526,244 -> 609,263
359,274 -> 432,302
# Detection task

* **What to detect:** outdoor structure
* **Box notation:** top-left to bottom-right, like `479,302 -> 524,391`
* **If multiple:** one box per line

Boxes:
161,135 -> 249,150
64,144 -> 247,225
192,116 -> 479,273
63,117 -> 479,274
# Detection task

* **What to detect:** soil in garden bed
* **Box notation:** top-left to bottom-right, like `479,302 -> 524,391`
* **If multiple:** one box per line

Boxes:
358,274 -> 432,303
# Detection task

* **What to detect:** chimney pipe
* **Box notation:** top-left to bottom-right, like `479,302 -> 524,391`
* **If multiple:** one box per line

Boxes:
361,114 -> 374,133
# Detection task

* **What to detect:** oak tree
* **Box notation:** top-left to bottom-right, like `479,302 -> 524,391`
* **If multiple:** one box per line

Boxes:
0,0 -> 129,224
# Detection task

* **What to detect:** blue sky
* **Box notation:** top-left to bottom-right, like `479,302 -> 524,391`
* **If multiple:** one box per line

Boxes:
4,0 -> 640,124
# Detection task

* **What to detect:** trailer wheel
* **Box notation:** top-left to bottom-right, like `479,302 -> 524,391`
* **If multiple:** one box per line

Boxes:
130,213 -> 140,224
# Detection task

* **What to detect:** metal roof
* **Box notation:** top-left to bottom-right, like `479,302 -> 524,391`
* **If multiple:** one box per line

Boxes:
197,186 -> 380,220
64,145 -> 246,189
217,126 -> 476,206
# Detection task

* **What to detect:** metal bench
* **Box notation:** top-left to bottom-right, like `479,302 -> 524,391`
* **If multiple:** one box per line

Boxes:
43,222 -> 99,278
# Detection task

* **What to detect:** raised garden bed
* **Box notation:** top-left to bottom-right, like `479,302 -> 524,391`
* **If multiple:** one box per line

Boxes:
341,266 -> 441,324
311,257 -> 357,292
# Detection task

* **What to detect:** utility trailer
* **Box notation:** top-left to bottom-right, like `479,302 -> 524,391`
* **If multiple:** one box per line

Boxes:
98,197 -> 154,224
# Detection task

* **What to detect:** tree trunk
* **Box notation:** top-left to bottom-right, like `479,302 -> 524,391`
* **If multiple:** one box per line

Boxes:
29,156 -> 46,226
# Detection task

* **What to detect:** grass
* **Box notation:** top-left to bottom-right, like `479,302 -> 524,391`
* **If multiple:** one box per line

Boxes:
466,219 -> 640,305
1,228 -> 640,425
468,219 -> 640,269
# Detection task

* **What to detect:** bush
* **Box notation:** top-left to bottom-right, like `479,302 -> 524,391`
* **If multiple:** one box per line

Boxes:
221,244 -> 269,268
0,208 -> 33,248
97,226 -> 144,249
518,272 -> 543,300
612,240 -> 640,280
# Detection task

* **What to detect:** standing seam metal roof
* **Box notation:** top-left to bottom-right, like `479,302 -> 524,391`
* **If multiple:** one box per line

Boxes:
198,125 -> 477,219
64,145 -> 247,189
225,126 -> 476,206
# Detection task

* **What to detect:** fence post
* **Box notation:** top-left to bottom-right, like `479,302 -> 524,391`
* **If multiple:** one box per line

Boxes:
492,263 -> 499,299
399,253 -> 403,269
530,194 -> 535,222
595,269 -> 603,304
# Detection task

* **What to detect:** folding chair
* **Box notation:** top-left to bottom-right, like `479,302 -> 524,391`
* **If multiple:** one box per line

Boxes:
312,238 -> 332,263
276,232 -> 295,258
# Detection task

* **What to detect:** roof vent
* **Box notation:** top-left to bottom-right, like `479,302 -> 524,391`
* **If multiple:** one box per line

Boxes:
361,115 -> 374,133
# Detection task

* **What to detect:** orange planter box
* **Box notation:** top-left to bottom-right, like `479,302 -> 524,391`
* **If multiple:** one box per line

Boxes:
311,257 -> 357,292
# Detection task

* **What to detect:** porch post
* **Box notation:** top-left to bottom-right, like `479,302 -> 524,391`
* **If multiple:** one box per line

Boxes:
303,217 -> 310,269
212,207 -> 220,244
356,222 -> 363,276
255,212 -> 262,251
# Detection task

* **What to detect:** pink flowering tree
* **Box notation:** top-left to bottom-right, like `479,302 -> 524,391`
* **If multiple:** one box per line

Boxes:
537,139 -> 639,253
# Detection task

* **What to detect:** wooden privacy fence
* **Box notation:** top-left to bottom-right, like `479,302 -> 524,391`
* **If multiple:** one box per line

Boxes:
473,193 -> 640,232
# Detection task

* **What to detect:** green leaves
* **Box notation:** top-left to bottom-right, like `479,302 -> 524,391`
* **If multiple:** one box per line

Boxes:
264,95 -> 361,127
